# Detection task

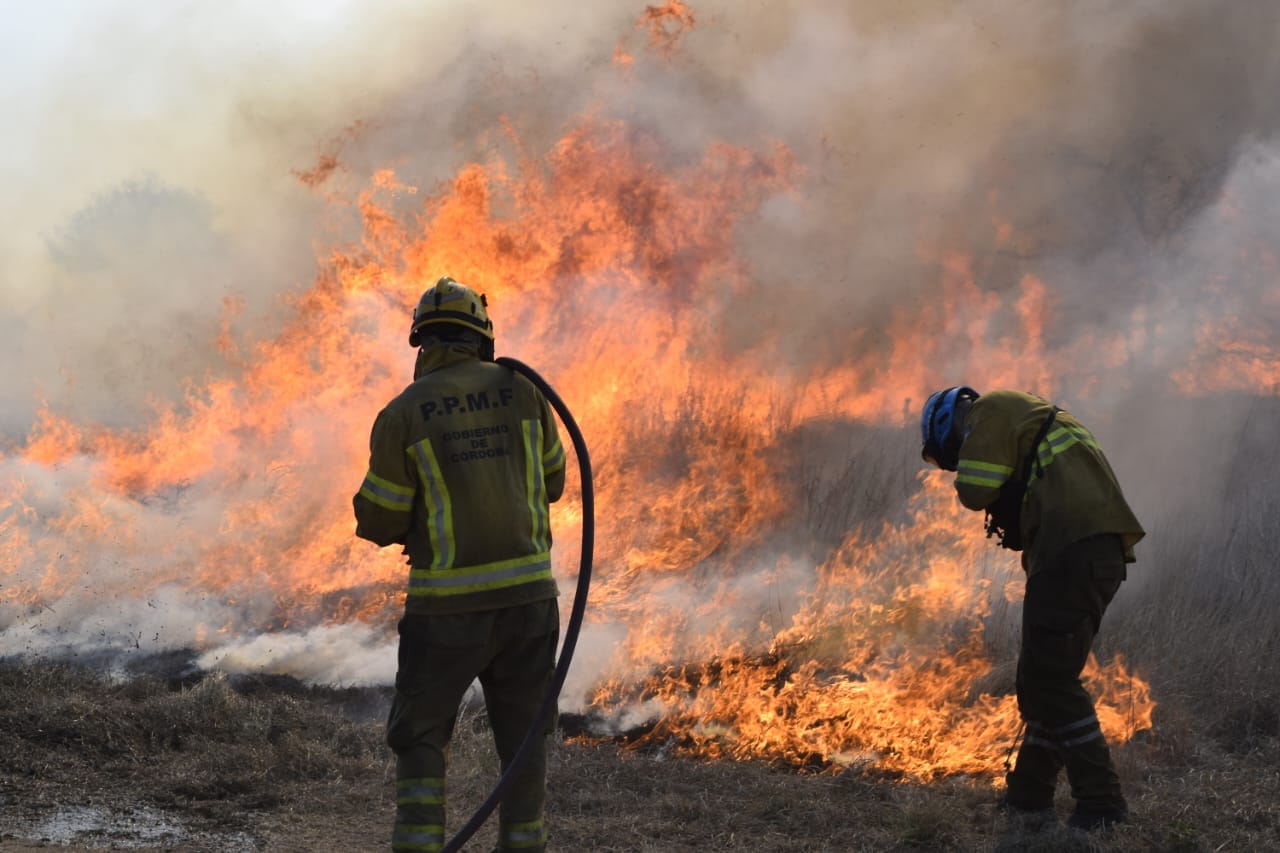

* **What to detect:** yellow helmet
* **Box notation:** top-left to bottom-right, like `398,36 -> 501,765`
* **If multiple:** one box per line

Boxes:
408,276 -> 494,347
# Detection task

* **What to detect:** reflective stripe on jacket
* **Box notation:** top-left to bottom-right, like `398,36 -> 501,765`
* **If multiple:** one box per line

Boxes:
954,390 -> 1144,573
353,342 -> 566,614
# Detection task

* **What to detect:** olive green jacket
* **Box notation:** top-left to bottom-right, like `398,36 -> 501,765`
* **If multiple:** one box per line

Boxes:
955,390 -> 1144,574
354,342 -> 566,614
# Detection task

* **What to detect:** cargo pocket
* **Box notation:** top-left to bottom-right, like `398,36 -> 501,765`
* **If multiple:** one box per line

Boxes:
1090,558 -> 1126,582
395,612 -> 494,694
516,598 -> 561,639
1088,556 -> 1126,607
1024,607 -> 1092,679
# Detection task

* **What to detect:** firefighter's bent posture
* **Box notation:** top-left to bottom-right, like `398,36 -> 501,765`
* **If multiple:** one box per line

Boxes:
354,277 -> 566,852
921,388 -> 1144,833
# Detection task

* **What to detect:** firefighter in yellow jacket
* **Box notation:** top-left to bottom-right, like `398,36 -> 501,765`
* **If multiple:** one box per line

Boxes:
354,277 -> 567,852
921,387 -> 1144,833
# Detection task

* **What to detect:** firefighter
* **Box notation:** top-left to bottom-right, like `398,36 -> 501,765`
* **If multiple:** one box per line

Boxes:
920,387 -> 1144,833
354,276 -> 567,852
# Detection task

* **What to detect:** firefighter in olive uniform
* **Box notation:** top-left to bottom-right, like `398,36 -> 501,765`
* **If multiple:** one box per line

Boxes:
921,387 -> 1144,832
354,277 -> 567,852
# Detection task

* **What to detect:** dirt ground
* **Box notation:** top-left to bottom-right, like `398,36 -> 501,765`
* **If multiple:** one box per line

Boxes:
1,662 -> 1278,851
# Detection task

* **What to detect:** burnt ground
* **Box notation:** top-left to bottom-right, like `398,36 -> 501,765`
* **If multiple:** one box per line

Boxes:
0,660 -> 1277,851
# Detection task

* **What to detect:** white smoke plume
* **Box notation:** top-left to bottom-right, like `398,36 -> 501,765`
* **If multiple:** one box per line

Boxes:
2,0 -> 1279,698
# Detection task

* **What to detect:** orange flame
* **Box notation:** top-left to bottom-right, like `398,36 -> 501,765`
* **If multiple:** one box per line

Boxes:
581,474 -> 1152,778
0,13 -> 1159,780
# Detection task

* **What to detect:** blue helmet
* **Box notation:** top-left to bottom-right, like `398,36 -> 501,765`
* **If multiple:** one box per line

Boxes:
921,386 -> 979,471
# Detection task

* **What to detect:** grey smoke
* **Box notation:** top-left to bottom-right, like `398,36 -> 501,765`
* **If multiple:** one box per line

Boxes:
2,0 -> 1279,688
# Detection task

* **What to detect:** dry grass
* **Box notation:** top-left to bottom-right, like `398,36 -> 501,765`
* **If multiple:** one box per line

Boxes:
4,398 -> 1280,850
0,659 -> 1278,851
0,662 -> 392,850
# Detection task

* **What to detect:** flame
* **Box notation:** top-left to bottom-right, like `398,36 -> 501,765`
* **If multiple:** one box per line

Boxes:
581,474 -> 1152,778
0,11 -> 1164,781
1174,321 -> 1280,395
1169,194 -> 1280,397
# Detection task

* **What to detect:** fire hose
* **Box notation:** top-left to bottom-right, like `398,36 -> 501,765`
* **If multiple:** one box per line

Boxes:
442,356 -> 594,853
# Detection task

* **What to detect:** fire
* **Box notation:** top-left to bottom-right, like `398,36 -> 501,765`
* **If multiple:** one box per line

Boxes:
616,1 -> 697,65
1174,322 -> 1280,395
0,7 -> 1161,782
1167,190 -> 1280,398
581,474 -> 1152,778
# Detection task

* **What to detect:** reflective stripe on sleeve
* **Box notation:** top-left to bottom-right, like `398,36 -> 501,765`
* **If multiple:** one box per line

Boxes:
1030,424 -> 1102,480
358,471 -> 415,511
543,432 -> 566,475
956,459 -> 1013,488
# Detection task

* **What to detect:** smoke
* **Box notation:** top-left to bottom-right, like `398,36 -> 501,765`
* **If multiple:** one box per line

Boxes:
3,0 -> 1279,693
196,624 -> 397,687
10,1 -> 1277,423
716,1 -> 1280,372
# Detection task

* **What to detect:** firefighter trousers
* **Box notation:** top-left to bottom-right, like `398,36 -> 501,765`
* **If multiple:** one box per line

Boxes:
1007,533 -> 1127,813
386,598 -> 560,852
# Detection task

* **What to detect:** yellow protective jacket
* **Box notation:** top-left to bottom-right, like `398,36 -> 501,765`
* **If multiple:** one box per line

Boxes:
954,390 -> 1144,574
353,341 -> 567,614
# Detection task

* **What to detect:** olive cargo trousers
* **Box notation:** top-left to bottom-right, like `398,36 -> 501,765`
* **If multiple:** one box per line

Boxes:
1007,534 -> 1128,813
387,598 -> 559,852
